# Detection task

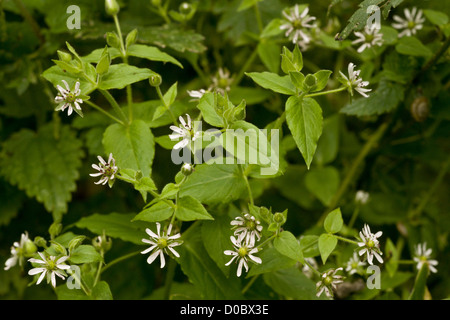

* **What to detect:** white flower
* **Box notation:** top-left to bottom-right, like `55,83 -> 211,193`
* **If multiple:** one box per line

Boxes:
169,114 -> 201,150
316,268 -> 344,299
339,63 -> 372,98
413,242 -> 438,274
355,190 -> 370,205
352,26 -> 384,53
90,153 -> 118,187
357,224 -> 383,265
392,7 -> 425,38
230,214 -> 263,247
4,232 -> 32,270
141,223 -> 182,268
280,5 -> 316,47
224,236 -> 262,277
345,252 -> 367,275
187,89 -> 206,100
54,80 -> 84,117
28,252 -> 71,288
210,68 -> 233,93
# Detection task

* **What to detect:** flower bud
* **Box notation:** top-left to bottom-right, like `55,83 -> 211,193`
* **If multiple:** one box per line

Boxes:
149,74 -> 162,87
48,222 -> 62,239
273,212 -> 286,224
34,236 -> 47,248
181,163 -> 194,176
96,47 -> 111,75
93,233 -> 112,253
57,50 -> 72,62
105,0 -> 120,16
23,239 -> 38,257
151,0 -> 162,7
106,32 -> 121,49
125,29 -> 138,48
179,2 -> 192,15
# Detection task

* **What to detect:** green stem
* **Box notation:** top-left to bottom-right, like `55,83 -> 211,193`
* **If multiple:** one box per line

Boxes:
163,258 -> 177,300
421,35 -> 450,74
156,86 -> 178,126
303,258 -> 321,277
85,100 -> 125,125
241,274 -> 259,295
99,89 -> 129,124
348,205 -> 360,229
256,234 -> 277,250
232,47 -> 259,88
333,234 -> 359,245
126,84 -> 133,123
253,3 -> 263,34
113,14 -> 126,57
101,250 -> 141,274
239,164 -> 254,206
93,253 -> 104,288
305,86 -> 347,98
318,122 -> 388,225
71,270 -> 91,296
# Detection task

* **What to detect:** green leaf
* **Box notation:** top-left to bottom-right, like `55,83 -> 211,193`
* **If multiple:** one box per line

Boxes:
247,247 -> 296,277
177,224 -> 244,299
163,82 -> 178,107
257,40 -> 280,74
179,164 -> 247,204
196,92 -> 225,127
69,245 -> 102,264
408,264 -> 429,300
246,72 -> 296,95
313,114 -> 340,166
323,208 -> 343,234
132,201 -> 174,223
0,125 -> 83,219
318,233 -> 337,264
42,65 -> 96,95
299,235 -> 320,258
385,238 -> 400,277
311,70 -> 332,92
176,196 -> 214,221
201,215 -> 233,277
98,64 -> 157,90
127,44 -> 183,68
305,166 -> 340,206
285,96 -> 323,169
263,267 -> 320,300
340,79 -> 404,117
91,281 -> 113,300
260,18 -> 284,38
281,45 -> 303,74
395,37 -> 433,58
274,231 -> 304,263
238,0 -> 261,11
103,120 -> 155,178
423,9 -> 449,27
75,212 -> 148,245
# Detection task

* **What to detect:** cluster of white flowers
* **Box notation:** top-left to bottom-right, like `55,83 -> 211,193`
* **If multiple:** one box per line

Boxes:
224,214 -> 263,277
280,5 -> 316,51
141,222 -> 182,268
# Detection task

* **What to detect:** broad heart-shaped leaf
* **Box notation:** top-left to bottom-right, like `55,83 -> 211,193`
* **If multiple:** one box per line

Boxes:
340,79 -> 405,117
179,164 -> 247,204
177,223 -> 244,299
395,37 -> 433,58
274,231 -> 304,263
304,166 -> 340,206
0,124 -> 83,219
318,233 -> 338,264
323,208 -> 343,234
132,201 -> 174,223
69,245 -> 102,264
176,196 -> 214,221
98,64 -> 157,90
103,120 -> 155,178
75,212 -> 148,245
246,72 -> 296,95
286,96 -> 323,169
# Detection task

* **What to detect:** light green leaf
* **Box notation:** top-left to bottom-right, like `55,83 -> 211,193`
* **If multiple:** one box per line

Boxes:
274,231 -> 304,263
260,18 -> 284,38
305,166 -> 340,206
133,201 -> 174,223
238,0 -> 261,11
281,45 -> 303,74
318,233 -> 337,264
247,247 -> 296,277
98,64 -> 157,90
246,72 -> 296,95
69,245 -> 102,264
285,96 -> 323,169
257,40 -> 280,74
179,164 -> 247,204
176,196 -> 214,221
0,125 -> 83,219
103,120 -> 155,178
42,65 -> 96,95
313,114 -> 340,166
312,70 -> 332,92
423,9 -> 449,26
408,264 -> 429,300
127,44 -> 183,68
75,212 -> 148,245
196,92 -> 225,127
323,208 -> 343,234
395,37 -> 433,58
91,281 -> 113,300
299,235 -> 320,258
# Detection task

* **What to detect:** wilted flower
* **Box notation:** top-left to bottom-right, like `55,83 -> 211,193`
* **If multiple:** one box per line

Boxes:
316,268 -> 344,299
54,80 -> 84,117
4,232 -> 36,270
90,153 -> 118,187
355,190 -> 370,205
28,252 -> 71,288
413,242 -> 438,274
230,214 -> 263,247
169,114 -> 201,150
392,7 -> 425,38
357,224 -> 383,265
352,26 -> 384,53
224,236 -> 261,277
280,5 -> 316,48
345,252 -> 367,275
339,63 -> 372,98
210,68 -> 233,94
141,223 -> 182,268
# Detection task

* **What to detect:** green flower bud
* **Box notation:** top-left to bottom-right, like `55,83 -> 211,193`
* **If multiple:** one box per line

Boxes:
303,74 -> 317,92
96,47 -> 111,75
57,50 -> 72,62
34,236 -> 47,248
179,2 -> 192,15
23,240 -> 38,257
149,74 -> 162,87
68,235 -> 86,253
106,32 -> 121,49
151,0 -> 162,7
48,222 -> 62,239
105,0 -> 120,16
92,233 -> 112,253
181,163 -> 194,176
125,29 -> 138,48
273,212 -> 286,224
